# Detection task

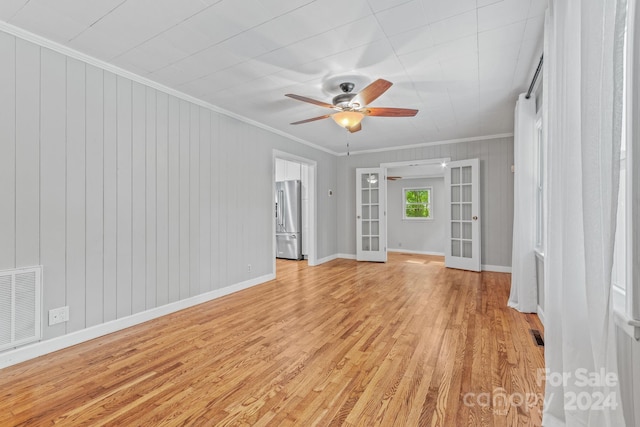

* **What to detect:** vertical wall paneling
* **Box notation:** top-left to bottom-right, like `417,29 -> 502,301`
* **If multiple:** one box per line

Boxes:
155,92 -> 169,306
1,30 -> 339,357
66,58 -> 86,332
210,114 -> 221,290
116,76 -> 133,318
199,109 -> 211,293
0,33 -> 16,270
167,96 -> 180,303
179,100 -> 190,299
217,117 -> 228,289
39,47 -> 66,338
223,123 -> 232,281
145,88 -> 157,310
242,132 -> 254,279
131,82 -> 146,314
14,38 -> 40,268
85,65 -> 104,327
189,104 -> 200,296
227,119 -> 240,286
102,71 -> 118,322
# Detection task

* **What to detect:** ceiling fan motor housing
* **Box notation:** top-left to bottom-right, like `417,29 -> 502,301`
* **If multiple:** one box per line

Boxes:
332,82 -> 358,108
339,82 -> 355,93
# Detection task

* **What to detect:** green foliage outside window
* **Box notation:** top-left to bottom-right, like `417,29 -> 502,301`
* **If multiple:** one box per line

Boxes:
404,189 -> 431,219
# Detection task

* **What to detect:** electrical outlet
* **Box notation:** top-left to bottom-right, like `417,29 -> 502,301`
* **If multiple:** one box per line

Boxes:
49,306 -> 69,326
247,264 -> 252,272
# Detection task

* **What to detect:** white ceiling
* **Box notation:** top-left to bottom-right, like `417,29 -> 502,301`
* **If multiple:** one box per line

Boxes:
0,0 -> 546,154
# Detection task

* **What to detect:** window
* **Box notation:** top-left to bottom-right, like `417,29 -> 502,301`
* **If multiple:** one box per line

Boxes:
403,187 -> 432,220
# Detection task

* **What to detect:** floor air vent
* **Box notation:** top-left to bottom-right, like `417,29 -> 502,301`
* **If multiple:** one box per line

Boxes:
530,329 -> 544,347
0,266 -> 42,352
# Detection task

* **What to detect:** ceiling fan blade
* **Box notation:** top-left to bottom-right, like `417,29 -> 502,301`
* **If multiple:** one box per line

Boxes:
356,79 -> 393,106
290,114 -> 331,125
348,122 -> 362,133
363,107 -> 418,117
387,176 -> 401,180
285,93 -> 334,109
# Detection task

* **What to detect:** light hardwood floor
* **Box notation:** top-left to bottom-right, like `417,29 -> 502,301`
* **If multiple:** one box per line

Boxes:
0,253 -> 545,426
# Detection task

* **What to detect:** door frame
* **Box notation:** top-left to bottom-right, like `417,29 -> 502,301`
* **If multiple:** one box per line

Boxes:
272,150 -> 317,272
379,157 -> 451,256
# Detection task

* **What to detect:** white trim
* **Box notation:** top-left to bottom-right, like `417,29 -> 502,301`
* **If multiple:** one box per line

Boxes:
0,273 -> 274,369
314,254 -> 340,265
481,264 -> 512,273
388,249 -> 444,256
537,305 -> 545,326
381,158 -> 451,169
0,21 -> 338,157
337,253 -> 357,260
339,133 -> 514,156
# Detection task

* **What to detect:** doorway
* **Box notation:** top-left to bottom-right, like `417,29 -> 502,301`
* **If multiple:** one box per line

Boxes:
375,158 -> 481,272
273,150 -> 317,275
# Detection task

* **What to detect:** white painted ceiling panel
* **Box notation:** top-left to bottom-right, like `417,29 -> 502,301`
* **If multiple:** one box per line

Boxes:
477,0 -> 531,32
375,1 -> 427,37
0,1 -> 28,19
429,10 -> 478,45
0,0 -> 546,154
421,0 -> 477,24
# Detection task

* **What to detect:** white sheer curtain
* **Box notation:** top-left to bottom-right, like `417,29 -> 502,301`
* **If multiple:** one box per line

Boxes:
543,0 -> 627,426
508,94 -> 538,313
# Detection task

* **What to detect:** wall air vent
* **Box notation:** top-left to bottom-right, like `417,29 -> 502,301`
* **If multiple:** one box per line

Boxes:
0,266 -> 42,352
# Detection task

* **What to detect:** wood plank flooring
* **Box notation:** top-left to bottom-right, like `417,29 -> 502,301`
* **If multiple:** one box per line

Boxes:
0,253 -> 545,426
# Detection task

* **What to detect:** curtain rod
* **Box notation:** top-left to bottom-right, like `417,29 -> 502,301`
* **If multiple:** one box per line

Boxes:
525,54 -> 544,99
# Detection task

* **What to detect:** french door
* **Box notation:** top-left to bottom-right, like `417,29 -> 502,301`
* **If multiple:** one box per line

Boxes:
356,168 -> 387,262
445,159 -> 481,271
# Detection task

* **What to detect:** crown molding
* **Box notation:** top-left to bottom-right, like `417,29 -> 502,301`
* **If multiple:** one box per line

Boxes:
0,20 -> 339,157
337,133 -> 514,156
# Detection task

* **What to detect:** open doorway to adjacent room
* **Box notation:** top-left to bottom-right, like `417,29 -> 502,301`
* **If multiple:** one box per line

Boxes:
384,161 -> 448,258
273,151 -> 317,276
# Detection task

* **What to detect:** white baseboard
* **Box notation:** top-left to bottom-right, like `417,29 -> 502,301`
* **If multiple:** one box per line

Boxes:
537,305 -> 545,326
388,248 -> 444,256
0,273 -> 274,369
482,264 -> 512,273
336,253 -> 356,260
314,254 -> 339,265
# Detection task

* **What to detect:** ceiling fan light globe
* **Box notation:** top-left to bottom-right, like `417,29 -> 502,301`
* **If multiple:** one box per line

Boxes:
332,111 -> 364,130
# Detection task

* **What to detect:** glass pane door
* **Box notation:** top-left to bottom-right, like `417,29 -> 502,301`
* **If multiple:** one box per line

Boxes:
445,159 -> 481,271
356,168 -> 386,262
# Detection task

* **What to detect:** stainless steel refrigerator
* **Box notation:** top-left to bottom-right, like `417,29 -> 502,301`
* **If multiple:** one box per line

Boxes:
276,180 -> 303,260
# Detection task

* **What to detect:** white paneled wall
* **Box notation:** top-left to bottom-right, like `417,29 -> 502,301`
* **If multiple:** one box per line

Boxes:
0,30 -> 337,347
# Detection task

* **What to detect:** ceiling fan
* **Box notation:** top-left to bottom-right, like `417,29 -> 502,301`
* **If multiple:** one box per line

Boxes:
285,78 -> 418,133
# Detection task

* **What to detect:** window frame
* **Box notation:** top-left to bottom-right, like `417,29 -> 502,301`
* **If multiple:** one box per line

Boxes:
402,187 -> 433,221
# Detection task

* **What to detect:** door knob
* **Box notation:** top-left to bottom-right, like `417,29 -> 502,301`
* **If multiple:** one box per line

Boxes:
472,216 -> 478,220
357,215 -> 361,219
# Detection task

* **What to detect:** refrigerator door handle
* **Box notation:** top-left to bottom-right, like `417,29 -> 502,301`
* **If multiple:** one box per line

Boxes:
280,190 -> 286,230
277,190 -> 283,228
